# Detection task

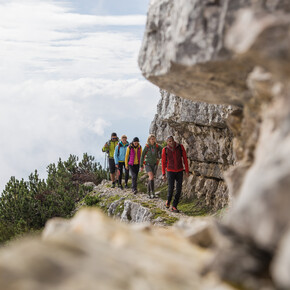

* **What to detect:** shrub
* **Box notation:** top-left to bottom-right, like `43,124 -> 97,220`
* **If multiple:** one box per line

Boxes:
84,195 -> 100,206
0,153 -> 106,243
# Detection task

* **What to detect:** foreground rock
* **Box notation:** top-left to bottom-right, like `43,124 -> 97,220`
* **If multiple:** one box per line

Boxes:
0,209 -> 234,290
139,0 -> 290,106
139,0 -> 290,288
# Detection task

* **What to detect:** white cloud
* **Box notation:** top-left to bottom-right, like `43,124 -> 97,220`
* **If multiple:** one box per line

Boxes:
0,1 -> 144,82
91,118 -> 111,136
0,0 -> 160,191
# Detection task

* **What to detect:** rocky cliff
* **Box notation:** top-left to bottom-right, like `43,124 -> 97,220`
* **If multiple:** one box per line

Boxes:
139,0 -> 290,289
150,89 -> 236,210
0,1 -> 288,290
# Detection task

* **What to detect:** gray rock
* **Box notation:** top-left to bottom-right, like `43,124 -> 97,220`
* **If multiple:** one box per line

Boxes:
108,197 -> 125,217
139,1 -> 290,106
0,209 -> 235,290
175,217 -> 215,248
141,0 -> 290,288
272,228 -> 290,289
120,200 -> 153,223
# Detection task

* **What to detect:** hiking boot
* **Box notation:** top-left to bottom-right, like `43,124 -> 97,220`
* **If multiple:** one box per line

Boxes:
152,193 -> 157,199
147,182 -> 151,194
111,182 -> 116,188
150,194 -> 154,199
165,201 -> 170,209
118,184 -> 123,190
171,206 -> 179,213
133,190 -> 138,195
124,184 -> 129,189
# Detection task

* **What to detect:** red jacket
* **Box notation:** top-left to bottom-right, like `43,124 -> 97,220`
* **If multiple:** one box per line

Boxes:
162,142 -> 189,175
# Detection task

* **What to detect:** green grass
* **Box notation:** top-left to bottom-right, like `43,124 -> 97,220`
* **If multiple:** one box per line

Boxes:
164,216 -> 179,225
178,198 -> 211,216
140,201 -> 155,209
151,208 -> 179,225
157,184 -> 168,200
137,180 -> 147,193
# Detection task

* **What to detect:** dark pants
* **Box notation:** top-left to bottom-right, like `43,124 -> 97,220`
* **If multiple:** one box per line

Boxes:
167,171 -> 183,208
108,158 -> 116,174
129,165 -> 139,191
118,162 -> 129,185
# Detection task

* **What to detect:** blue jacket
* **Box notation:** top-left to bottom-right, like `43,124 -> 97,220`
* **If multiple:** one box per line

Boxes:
114,141 -> 129,163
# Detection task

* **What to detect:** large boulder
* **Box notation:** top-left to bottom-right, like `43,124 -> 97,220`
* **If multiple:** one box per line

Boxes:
139,0 -> 290,106
139,0 -> 290,288
0,209 -> 234,290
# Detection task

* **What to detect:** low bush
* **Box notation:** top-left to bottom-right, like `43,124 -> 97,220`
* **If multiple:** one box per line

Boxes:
0,153 -> 107,243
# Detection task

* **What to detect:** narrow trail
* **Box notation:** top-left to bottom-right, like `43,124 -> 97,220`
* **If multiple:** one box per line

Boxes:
92,180 -> 192,224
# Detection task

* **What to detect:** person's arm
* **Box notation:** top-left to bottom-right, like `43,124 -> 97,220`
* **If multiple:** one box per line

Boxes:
125,147 -> 130,169
181,144 -> 189,174
161,148 -> 167,176
102,142 -> 108,152
140,146 -> 147,168
114,145 -> 119,165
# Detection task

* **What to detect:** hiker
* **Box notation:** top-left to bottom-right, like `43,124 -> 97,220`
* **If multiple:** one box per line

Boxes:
102,132 -> 119,188
114,135 -> 130,189
125,137 -> 142,194
162,136 -> 189,213
140,134 -> 163,199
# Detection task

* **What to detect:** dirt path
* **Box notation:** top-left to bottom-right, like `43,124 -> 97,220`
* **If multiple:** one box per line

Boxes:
93,180 -> 191,222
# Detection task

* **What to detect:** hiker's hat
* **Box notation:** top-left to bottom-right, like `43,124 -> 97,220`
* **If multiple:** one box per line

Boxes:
133,137 -> 139,142
121,135 -> 127,139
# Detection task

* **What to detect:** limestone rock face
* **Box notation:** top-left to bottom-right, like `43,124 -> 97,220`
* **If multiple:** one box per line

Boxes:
150,90 -> 235,209
140,0 -> 290,288
0,209 -> 234,290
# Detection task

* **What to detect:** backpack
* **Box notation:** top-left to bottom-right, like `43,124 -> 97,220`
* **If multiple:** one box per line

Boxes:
117,143 -> 122,157
117,142 -> 128,157
143,143 -> 160,165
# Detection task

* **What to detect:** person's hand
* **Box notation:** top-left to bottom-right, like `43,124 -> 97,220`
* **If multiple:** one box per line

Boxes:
105,143 -> 108,147
126,166 -> 129,170
140,167 -> 143,172
115,164 -> 118,168
186,172 -> 189,178
162,175 -> 167,181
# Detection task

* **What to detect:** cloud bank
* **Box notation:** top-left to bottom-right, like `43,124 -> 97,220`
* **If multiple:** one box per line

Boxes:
0,1 -> 159,190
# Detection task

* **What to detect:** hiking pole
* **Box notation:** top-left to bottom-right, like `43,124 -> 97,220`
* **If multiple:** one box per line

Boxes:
106,153 -> 110,180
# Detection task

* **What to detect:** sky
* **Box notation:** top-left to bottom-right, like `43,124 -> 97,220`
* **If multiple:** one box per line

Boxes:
0,0 -> 160,191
